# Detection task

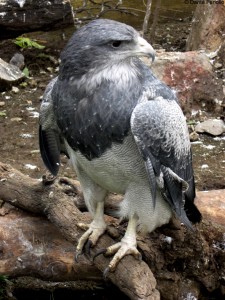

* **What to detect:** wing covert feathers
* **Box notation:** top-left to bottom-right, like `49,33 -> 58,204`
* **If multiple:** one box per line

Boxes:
131,97 -> 201,228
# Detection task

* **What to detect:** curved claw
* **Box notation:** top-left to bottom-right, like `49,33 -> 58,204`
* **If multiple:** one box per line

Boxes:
92,248 -> 107,262
103,266 -> 110,280
75,250 -> 82,263
84,240 -> 93,256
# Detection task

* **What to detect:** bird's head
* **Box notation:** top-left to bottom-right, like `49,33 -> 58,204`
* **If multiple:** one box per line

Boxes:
60,19 -> 155,79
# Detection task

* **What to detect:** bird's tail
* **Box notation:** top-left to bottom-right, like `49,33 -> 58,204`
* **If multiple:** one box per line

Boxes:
160,166 -> 201,230
181,176 -> 202,224
39,126 -> 60,176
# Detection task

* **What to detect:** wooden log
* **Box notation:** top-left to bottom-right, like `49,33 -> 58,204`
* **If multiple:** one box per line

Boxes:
0,0 -> 74,39
0,162 -> 159,300
0,162 -> 224,299
0,204 -> 102,282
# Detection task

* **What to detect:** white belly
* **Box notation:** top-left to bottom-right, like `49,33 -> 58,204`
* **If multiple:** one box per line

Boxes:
65,134 -> 172,232
66,134 -> 147,194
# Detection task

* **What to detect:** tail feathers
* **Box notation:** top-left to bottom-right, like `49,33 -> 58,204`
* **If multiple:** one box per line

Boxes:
161,166 -> 200,230
39,125 -> 60,176
184,178 -> 202,224
178,208 -> 194,231
184,197 -> 202,224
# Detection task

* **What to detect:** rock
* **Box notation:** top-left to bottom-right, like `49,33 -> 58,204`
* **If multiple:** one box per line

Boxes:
0,101 -> 5,107
201,164 -> 209,169
28,79 -> 38,88
9,53 -> 25,70
214,62 -> 223,69
0,58 -> 25,91
189,131 -> 199,142
180,280 -> 201,300
10,117 -> 22,122
196,190 -> 225,228
46,67 -> 54,73
24,164 -> 38,171
195,119 -> 225,136
186,3 -> 225,52
217,41 -> 225,67
12,86 -> 20,93
207,52 -> 217,59
144,51 -> 223,114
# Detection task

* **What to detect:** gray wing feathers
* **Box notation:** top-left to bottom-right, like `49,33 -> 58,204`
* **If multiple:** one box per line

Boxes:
39,77 -> 58,130
131,97 -> 193,228
39,77 -> 66,176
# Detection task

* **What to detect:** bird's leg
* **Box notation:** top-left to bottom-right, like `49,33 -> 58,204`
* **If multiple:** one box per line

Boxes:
94,214 -> 141,273
76,200 -> 106,260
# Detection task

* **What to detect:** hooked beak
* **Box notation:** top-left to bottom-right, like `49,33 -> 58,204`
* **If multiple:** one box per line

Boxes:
135,35 -> 155,62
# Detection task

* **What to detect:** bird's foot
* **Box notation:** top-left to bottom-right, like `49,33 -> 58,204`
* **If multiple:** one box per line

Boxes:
93,214 -> 140,276
75,221 -> 107,261
94,235 -> 142,275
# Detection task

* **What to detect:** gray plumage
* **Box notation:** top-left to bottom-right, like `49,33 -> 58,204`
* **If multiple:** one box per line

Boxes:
39,19 -> 201,268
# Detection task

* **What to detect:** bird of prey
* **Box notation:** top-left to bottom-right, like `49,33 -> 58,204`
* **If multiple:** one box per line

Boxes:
39,19 -> 201,272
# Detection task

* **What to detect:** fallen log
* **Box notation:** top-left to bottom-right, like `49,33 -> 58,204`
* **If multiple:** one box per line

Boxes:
0,204 -> 102,282
0,162 -> 224,299
0,0 -> 74,39
0,162 -> 159,300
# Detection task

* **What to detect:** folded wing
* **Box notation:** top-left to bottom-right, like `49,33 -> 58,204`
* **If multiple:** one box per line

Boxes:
39,77 -> 67,176
131,96 -> 201,228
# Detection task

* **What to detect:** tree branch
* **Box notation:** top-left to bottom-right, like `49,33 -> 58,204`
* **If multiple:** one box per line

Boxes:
142,0 -> 152,35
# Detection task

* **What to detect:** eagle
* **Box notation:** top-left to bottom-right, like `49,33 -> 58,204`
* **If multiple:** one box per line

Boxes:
39,19 -> 201,273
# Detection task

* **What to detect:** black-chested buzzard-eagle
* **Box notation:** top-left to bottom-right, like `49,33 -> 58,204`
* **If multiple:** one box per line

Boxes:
39,19 -> 201,273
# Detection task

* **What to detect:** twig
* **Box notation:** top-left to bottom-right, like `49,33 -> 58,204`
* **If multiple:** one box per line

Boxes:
142,0 -> 152,36
149,0 -> 161,42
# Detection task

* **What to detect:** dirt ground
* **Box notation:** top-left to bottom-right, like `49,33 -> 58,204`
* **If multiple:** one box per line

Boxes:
0,18 -> 224,300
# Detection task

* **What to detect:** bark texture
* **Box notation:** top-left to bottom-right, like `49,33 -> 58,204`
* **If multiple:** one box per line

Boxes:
0,0 -> 74,39
0,162 -> 224,299
186,3 -> 225,52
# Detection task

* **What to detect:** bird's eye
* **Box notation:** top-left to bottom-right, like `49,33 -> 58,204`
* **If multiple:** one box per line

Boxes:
111,41 -> 122,48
